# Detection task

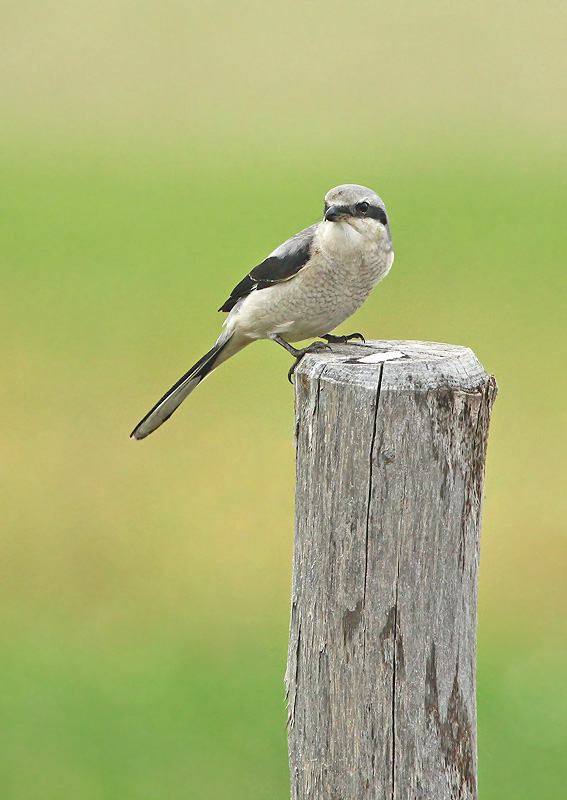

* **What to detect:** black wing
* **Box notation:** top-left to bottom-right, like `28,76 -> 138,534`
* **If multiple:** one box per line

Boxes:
219,224 -> 317,312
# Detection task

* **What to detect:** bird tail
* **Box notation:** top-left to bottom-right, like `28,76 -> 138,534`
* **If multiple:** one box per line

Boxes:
130,328 -> 240,440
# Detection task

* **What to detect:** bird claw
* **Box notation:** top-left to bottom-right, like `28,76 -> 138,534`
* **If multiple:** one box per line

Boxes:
322,332 -> 366,344
287,341 -> 332,383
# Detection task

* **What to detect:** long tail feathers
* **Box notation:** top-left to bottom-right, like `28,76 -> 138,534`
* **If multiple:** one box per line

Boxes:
131,334 -> 232,440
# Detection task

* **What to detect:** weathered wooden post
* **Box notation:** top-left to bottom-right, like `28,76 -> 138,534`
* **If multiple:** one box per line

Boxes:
286,340 -> 497,800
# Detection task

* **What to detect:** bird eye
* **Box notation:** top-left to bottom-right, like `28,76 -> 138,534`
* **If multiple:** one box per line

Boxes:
357,202 -> 369,214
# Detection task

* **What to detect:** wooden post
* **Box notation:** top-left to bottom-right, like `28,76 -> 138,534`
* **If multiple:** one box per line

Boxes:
286,340 -> 497,800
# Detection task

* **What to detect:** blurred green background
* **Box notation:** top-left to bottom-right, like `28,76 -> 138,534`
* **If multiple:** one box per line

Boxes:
1,1 -> 566,797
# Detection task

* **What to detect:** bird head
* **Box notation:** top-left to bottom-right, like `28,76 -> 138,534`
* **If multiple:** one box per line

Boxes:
323,184 -> 390,240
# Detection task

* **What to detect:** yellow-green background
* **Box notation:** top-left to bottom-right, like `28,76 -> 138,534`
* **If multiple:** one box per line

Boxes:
1,2 -> 565,797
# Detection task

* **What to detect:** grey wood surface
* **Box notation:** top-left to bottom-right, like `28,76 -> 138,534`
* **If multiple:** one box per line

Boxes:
286,340 -> 497,800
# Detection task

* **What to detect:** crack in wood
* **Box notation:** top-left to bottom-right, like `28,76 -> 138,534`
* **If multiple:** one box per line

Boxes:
287,624 -> 302,730
363,362 -> 385,606
391,562 -> 400,799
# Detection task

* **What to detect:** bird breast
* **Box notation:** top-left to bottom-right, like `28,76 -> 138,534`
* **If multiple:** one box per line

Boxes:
232,226 -> 393,343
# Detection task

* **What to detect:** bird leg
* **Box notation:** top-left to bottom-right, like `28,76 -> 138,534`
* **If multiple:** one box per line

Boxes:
271,335 -> 332,383
321,332 -> 365,344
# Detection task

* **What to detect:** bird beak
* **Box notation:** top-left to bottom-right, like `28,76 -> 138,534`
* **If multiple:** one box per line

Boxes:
324,205 -> 342,222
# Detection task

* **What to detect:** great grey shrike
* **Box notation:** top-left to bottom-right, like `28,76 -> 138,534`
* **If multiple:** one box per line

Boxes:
131,184 -> 394,440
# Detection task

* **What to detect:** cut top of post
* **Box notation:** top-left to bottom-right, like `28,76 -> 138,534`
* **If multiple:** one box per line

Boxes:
294,340 -> 489,394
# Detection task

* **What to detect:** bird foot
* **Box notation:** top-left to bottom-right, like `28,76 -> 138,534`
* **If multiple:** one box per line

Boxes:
287,341 -> 332,383
322,332 -> 366,344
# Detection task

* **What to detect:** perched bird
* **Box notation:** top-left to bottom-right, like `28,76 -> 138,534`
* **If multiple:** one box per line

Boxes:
131,184 -> 394,440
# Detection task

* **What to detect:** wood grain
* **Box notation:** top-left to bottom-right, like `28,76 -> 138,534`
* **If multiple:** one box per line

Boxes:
286,340 -> 497,800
